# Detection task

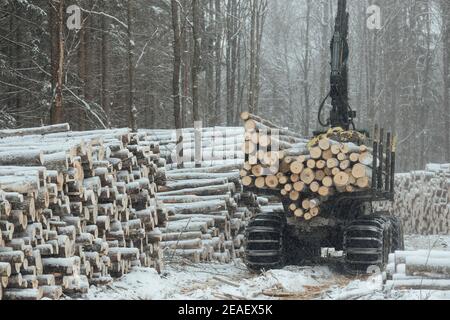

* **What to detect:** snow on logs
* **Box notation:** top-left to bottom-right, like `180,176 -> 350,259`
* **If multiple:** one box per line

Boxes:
141,128 -> 257,263
0,124 -> 168,300
240,112 -> 375,221
375,163 -> 450,235
385,250 -> 450,291
157,164 -> 253,263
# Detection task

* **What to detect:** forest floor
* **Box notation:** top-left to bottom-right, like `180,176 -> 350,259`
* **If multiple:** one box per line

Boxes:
82,235 -> 450,300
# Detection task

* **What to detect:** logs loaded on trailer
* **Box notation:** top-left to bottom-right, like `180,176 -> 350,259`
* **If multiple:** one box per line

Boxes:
376,163 -> 450,235
240,112 -> 385,221
141,128 -> 258,263
385,250 -> 450,291
0,124 -> 168,300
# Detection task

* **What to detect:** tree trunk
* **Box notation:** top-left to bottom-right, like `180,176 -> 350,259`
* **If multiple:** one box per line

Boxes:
205,0 -> 215,127
302,0 -> 312,137
214,0 -> 222,125
14,5 -> 23,127
78,10 -> 87,131
319,0 -> 330,106
254,0 -> 267,115
248,0 -> 257,114
192,0 -> 202,168
226,0 -> 237,125
127,0 -> 136,131
50,0 -> 65,125
442,0 -> 450,161
171,0 -> 183,168
101,12 -> 112,128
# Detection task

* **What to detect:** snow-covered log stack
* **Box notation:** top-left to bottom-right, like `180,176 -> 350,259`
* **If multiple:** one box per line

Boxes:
240,112 -> 375,221
0,124 -> 167,300
141,127 -> 244,167
140,128 -> 256,263
375,163 -> 450,235
385,250 -> 450,291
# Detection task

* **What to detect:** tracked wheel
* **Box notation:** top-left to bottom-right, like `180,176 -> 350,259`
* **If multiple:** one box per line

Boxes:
244,212 -> 286,272
343,215 -> 392,274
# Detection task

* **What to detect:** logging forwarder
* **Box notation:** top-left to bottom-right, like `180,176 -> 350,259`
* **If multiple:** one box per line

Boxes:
243,0 -> 404,274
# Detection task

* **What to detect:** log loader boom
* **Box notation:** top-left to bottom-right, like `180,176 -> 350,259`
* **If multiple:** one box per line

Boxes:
318,0 -> 355,131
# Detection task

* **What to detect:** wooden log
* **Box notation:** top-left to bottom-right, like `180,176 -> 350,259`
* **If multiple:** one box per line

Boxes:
300,168 -> 315,185
2,288 -> 43,300
166,160 -> 244,171
241,116 -> 305,139
289,191 -> 300,201
161,231 -> 203,242
318,138 -> 331,151
22,275 -> 39,289
0,176 -> 40,194
284,184 -> 293,192
315,170 -> 326,182
108,248 -> 139,261
42,152 -> 70,171
310,147 -> 322,160
158,183 -> 234,197
334,172 -> 350,187
352,164 -> 372,179
289,174 -> 299,183
405,256 -> 450,278
309,198 -> 320,209
293,181 -> 306,192
394,250 -> 450,265
36,275 -> 56,286
265,176 -> 279,189
159,178 -> 229,192
0,150 -> 43,166
326,158 -> 339,169
309,181 -> 320,193
358,152 -> 373,166
241,176 -> 253,187
165,200 -> 228,216
290,161 -> 304,174
283,148 -> 310,157
310,207 -> 320,217
331,144 -> 342,155
163,221 -> 208,233
340,143 -> 364,154
166,171 -> 240,184
167,215 -> 216,228
356,177 -> 370,188
294,208 -> 304,218
160,239 -> 202,250
302,199 -> 311,210
0,262 -> 11,277
168,249 -> 201,263
41,285 -> 63,300
42,257 -> 80,275
0,250 -> 25,264
240,112 -> 279,129
385,279 -> 450,291
0,123 -> 70,138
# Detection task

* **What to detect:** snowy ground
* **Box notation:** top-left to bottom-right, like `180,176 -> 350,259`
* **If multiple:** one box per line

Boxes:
83,235 -> 450,300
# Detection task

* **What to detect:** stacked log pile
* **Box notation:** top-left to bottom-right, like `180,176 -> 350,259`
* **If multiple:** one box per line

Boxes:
240,112 -> 375,221
142,127 -> 244,164
0,124 -> 167,300
375,163 -> 450,234
385,250 -> 450,291
141,128 -> 257,263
